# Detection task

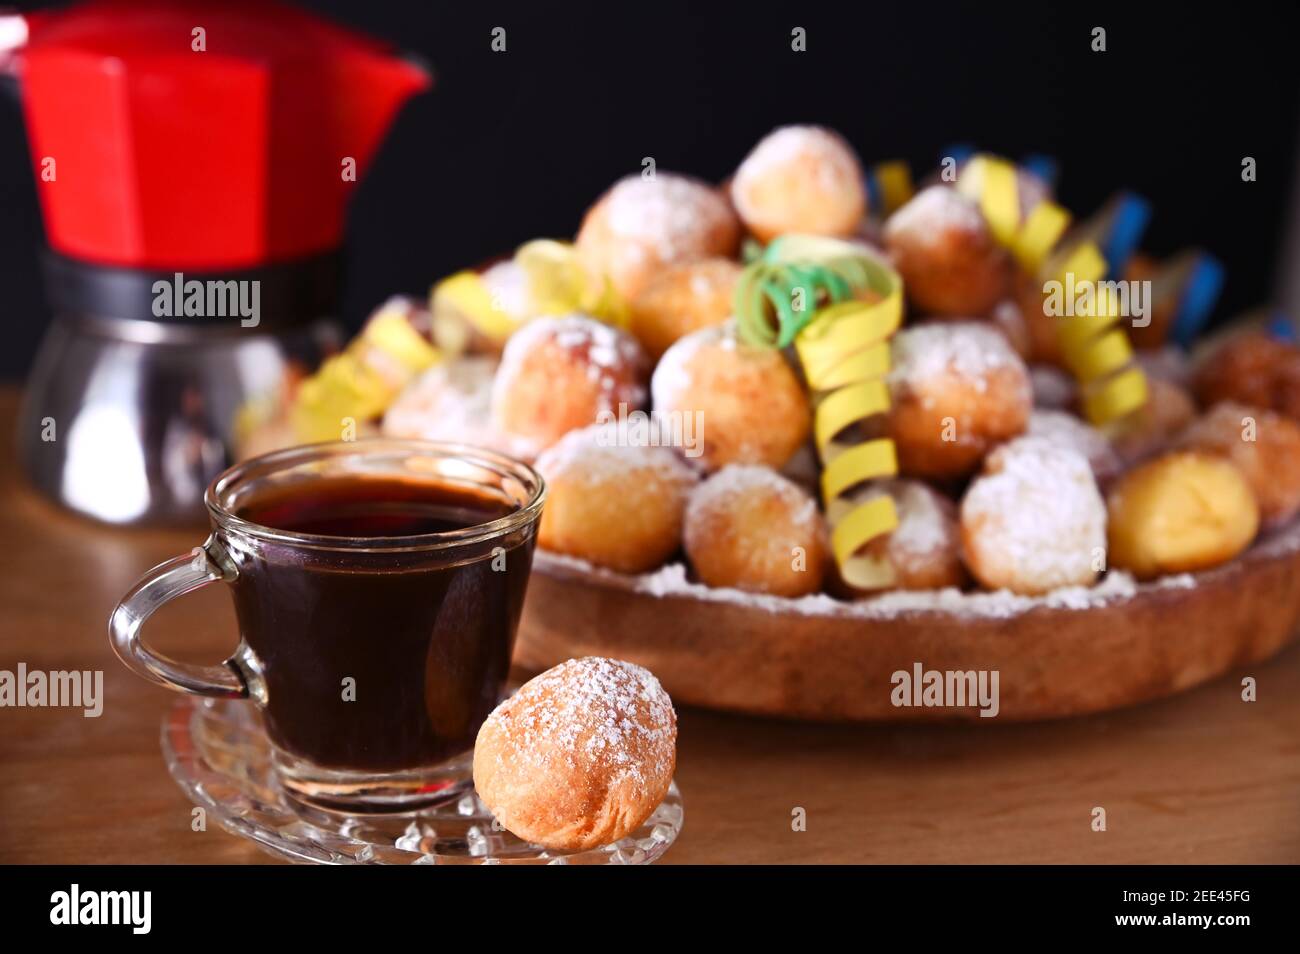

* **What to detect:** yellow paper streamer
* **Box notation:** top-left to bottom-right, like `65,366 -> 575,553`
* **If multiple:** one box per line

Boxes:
1014,201 -> 1072,273
290,302 -> 442,443
958,154 -> 1148,425
956,155 -> 1070,273
1083,365 -> 1148,423
434,270 -> 518,341
958,156 -> 1019,246
870,160 -> 915,217
774,249 -> 906,589
1043,239 -> 1149,422
430,239 -> 627,345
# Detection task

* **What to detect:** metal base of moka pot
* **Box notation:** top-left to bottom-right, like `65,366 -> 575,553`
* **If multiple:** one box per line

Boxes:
18,253 -> 343,526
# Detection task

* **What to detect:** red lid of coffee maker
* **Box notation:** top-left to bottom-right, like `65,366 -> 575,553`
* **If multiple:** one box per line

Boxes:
10,0 -> 430,269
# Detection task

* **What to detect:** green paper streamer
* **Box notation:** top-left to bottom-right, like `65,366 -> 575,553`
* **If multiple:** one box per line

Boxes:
735,257 -> 873,348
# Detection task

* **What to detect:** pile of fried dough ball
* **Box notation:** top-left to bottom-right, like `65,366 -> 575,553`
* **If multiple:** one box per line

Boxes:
385,126 -> 1300,598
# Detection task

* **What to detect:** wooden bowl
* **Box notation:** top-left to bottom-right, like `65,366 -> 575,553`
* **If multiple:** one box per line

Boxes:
515,521 -> 1300,722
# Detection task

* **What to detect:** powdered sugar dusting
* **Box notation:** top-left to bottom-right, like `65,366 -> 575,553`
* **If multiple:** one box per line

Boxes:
651,321 -> 735,410
885,184 -> 986,243
856,480 -> 956,566
536,422 -> 697,490
732,125 -> 863,205
889,321 -> 1024,395
539,550 -> 1146,619
1026,409 -> 1122,483
603,174 -> 732,264
535,517 -> 1300,618
495,312 -> 647,404
962,436 -> 1107,592
487,657 -> 676,789
384,357 -> 495,436
537,548 -> 1262,622
691,463 -> 820,528
382,356 -> 533,457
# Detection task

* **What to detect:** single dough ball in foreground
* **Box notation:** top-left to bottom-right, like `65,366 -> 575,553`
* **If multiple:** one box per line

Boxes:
885,321 -> 1031,478
884,185 -> 1011,317
847,480 -> 965,592
652,322 -> 811,472
629,258 -> 741,359
1175,402 -> 1300,527
730,125 -> 866,242
535,424 -> 697,573
490,314 -> 649,456
961,437 -> 1107,595
1106,451 -> 1259,581
473,657 -> 677,852
576,173 -> 740,301
684,464 -> 827,596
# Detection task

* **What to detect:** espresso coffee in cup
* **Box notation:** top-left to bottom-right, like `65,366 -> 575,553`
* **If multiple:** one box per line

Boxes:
109,441 -> 545,810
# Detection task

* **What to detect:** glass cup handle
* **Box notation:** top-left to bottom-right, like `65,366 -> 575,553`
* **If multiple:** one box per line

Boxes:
108,540 -> 248,698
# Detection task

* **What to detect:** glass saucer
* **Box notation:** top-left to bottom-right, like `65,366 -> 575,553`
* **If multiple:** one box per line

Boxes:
161,697 -> 684,865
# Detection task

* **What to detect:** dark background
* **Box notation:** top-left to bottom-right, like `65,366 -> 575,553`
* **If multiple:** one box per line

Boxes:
2,1 -> 1297,379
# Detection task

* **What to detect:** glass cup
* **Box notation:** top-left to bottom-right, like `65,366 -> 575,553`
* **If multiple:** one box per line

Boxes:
109,440 -> 545,811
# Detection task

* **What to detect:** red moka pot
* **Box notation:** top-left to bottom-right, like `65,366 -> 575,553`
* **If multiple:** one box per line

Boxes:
1,0 -> 429,523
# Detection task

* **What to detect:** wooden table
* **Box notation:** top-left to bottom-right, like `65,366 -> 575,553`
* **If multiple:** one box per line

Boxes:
2,386 -> 1298,865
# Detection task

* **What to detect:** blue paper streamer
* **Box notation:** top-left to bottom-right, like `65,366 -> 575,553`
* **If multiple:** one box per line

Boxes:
1101,192 -> 1151,280
864,170 -> 882,213
1020,153 -> 1059,188
941,143 -> 976,168
1171,255 -> 1225,347
1266,312 -> 1296,343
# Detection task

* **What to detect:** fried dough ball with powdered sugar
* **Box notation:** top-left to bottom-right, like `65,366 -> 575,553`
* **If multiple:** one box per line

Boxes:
960,436 -> 1107,595
884,321 -> 1031,479
535,423 -> 697,574
652,322 -> 811,473
576,173 -> 741,301
473,657 -> 677,851
840,479 -> 966,593
629,257 -> 741,359
489,314 -> 649,457
730,125 -> 867,242
383,356 -> 533,458
1025,409 -> 1123,487
683,464 -> 827,597
884,185 -> 1011,317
